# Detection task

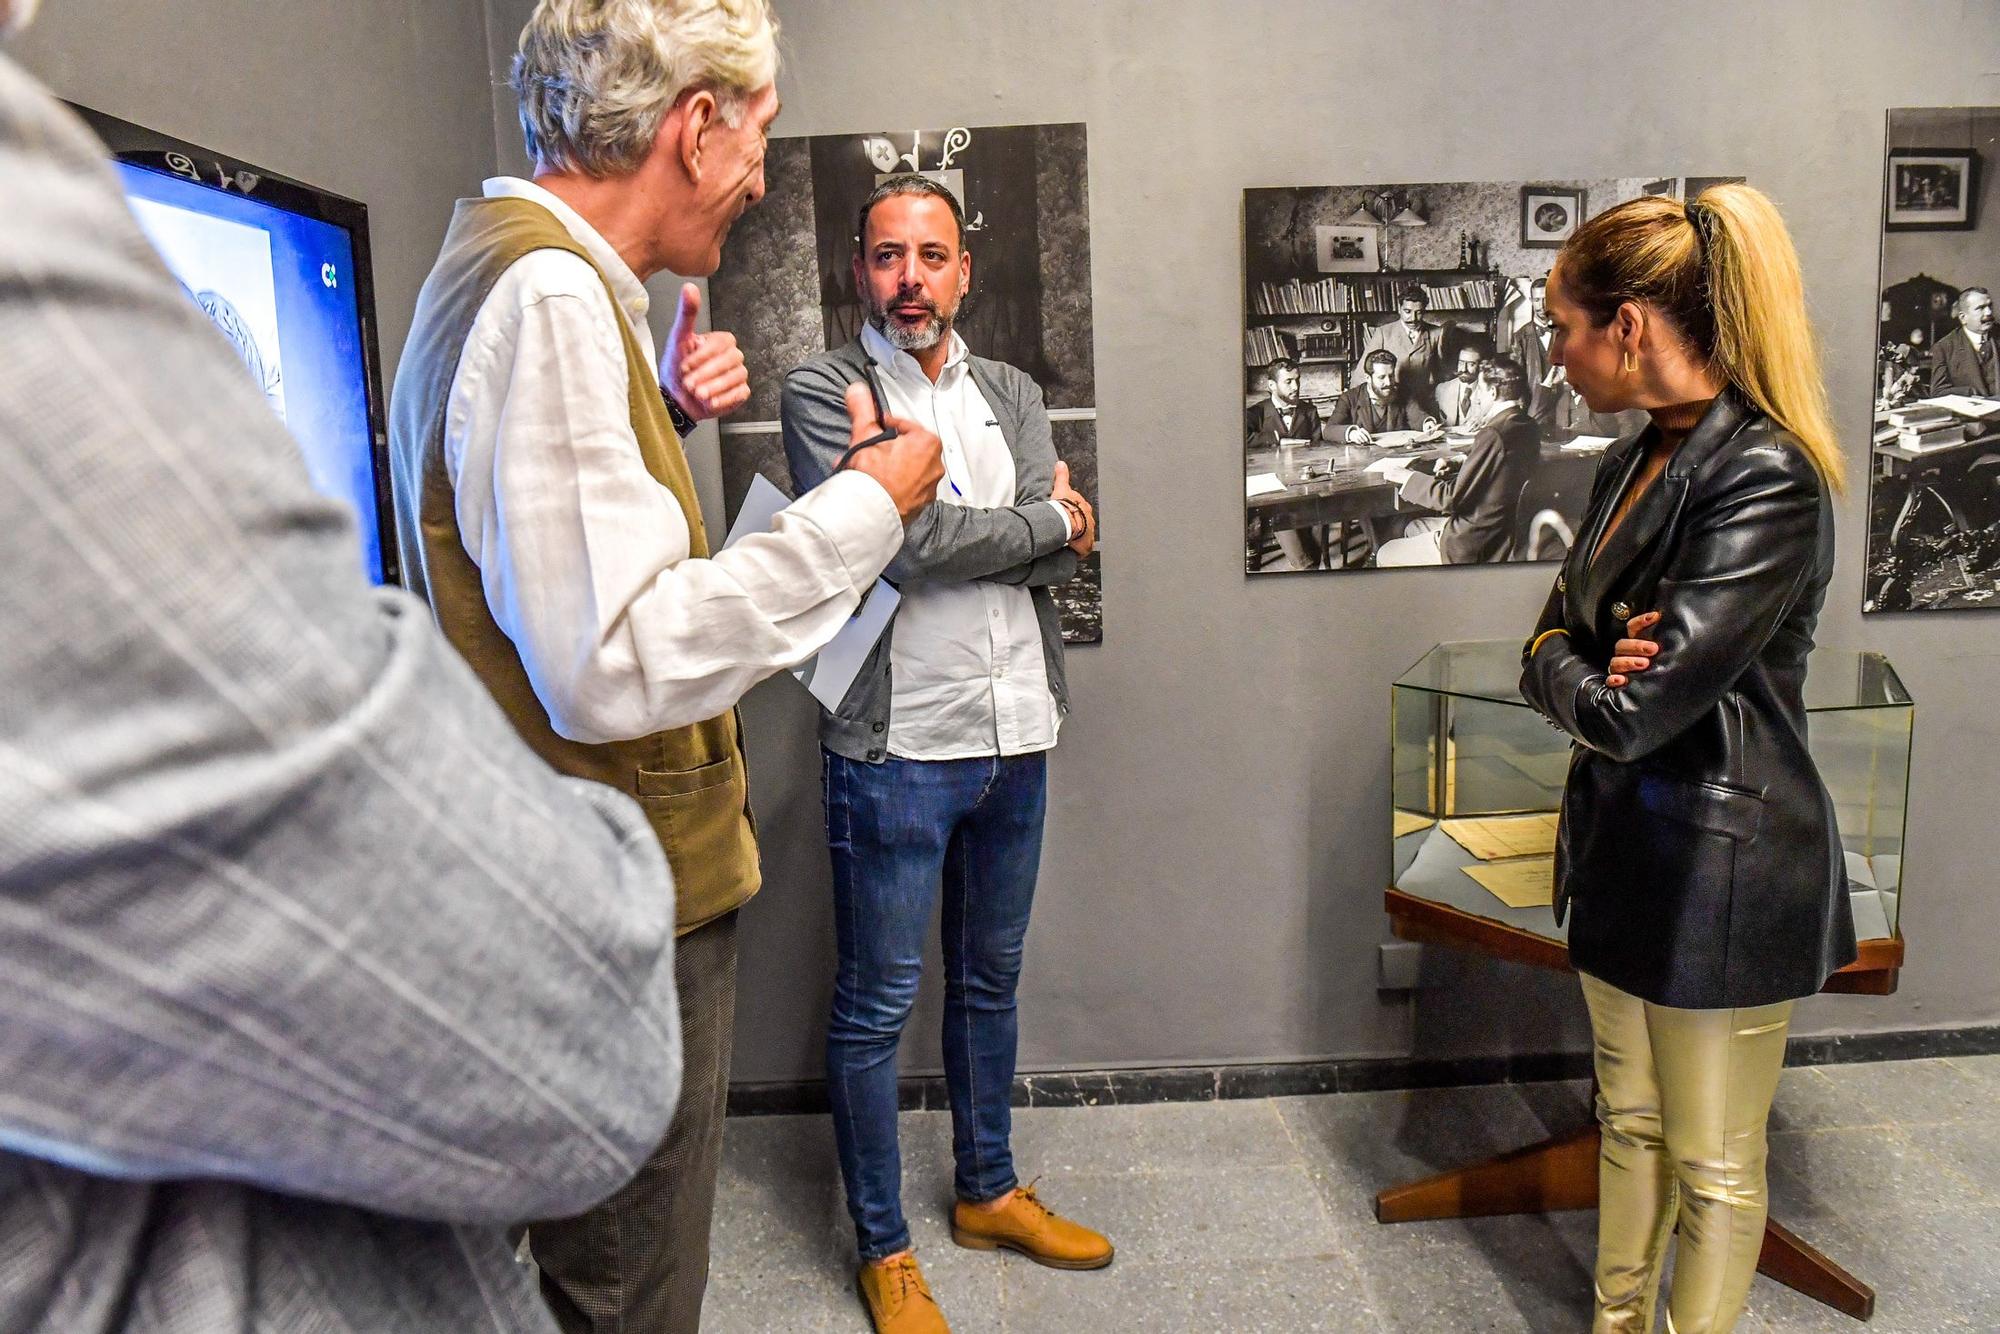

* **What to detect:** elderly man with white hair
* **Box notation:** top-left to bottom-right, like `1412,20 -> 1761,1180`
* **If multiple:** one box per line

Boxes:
390,3 -> 944,1332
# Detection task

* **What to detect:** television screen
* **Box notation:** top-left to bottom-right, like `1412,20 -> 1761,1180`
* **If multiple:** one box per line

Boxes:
72,106 -> 396,585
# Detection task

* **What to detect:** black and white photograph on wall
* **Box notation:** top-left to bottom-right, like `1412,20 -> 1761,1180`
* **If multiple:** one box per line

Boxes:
1865,108 -> 2000,612
707,121 -> 1102,642
1243,176 -> 1737,575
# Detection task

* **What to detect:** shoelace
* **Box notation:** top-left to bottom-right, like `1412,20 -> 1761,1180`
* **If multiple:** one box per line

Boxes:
1013,1179 -> 1053,1219
884,1256 -> 927,1310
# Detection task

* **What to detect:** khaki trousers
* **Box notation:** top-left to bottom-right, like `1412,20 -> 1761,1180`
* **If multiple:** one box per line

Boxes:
530,910 -> 738,1334
1579,972 -> 1793,1334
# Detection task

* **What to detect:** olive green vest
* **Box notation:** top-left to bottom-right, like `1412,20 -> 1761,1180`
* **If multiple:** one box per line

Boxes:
389,195 -> 758,935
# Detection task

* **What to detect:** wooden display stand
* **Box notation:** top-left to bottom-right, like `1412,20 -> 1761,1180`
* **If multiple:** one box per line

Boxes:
1378,886 -> 1905,1322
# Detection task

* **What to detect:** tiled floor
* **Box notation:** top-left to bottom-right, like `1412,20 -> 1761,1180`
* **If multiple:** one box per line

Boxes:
703,1055 -> 2000,1332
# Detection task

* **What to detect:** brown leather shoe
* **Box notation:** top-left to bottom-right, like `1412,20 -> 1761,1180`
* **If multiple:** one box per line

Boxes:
856,1252 -> 949,1333
950,1181 -> 1113,1270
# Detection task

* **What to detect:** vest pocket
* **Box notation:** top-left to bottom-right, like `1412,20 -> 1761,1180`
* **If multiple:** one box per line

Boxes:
635,752 -> 759,923
636,754 -> 738,798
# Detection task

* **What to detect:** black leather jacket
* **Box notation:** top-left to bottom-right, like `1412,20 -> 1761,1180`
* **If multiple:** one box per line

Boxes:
1520,390 -> 1856,1008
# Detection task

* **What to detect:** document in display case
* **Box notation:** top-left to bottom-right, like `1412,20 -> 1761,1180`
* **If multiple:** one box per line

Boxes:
1389,639 -> 1913,964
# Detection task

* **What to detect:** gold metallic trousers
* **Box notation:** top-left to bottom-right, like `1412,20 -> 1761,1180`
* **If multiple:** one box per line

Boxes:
1579,973 -> 1794,1334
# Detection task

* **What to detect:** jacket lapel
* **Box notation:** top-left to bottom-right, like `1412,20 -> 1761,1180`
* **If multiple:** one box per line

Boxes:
1575,390 -> 1756,635
1564,435 -> 1644,631
1251,400 -> 1277,438
1578,466 -> 1686,631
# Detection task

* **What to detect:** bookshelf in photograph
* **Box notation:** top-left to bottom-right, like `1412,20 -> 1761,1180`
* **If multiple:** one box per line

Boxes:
1244,269 -> 1505,408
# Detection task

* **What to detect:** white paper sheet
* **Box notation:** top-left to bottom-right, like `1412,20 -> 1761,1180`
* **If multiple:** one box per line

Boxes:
1363,455 -> 1419,477
1368,429 -> 1443,450
722,471 -> 789,547
1246,472 -> 1288,498
1560,434 -> 1619,452
725,474 -> 901,711
795,580 -> 900,711
1920,394 -> 2000,419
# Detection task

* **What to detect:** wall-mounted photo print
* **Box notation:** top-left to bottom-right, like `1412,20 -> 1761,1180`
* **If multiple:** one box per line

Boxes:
1315,223 -> 1380,273
1244,176 -> 1736,576
1519,185 -> 1586,248
1864,108 -> 2000,612
708,122 -> 1102,642
1886,147 -> 1980,231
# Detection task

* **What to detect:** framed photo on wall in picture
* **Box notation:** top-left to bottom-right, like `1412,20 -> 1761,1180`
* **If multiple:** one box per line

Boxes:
1314,224 -> 1380,273
1885,147 -> 1979,231
1520,185 -> 1585,248
1863,108 -> 2000,612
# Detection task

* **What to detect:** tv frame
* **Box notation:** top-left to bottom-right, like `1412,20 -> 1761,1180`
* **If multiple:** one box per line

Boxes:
68,103 -> 401,587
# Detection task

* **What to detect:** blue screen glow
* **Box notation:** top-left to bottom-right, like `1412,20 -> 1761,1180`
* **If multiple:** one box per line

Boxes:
115,161 -> 385,584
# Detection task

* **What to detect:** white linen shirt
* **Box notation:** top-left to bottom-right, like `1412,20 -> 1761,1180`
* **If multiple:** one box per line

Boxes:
444,178 -> 903,744
861,324 -> 1065,761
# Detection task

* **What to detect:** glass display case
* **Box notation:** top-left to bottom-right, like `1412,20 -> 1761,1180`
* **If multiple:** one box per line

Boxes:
1391,639 -> 1914,947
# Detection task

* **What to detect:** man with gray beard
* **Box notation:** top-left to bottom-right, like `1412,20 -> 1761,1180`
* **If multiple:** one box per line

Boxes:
781,176 -> 1109,1334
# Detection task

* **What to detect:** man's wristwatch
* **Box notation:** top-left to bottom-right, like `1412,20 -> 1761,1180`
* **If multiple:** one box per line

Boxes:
663,389 -> 699,439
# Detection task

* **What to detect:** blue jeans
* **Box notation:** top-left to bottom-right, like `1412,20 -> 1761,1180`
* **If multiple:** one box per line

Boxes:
822,749 -> 1048,1261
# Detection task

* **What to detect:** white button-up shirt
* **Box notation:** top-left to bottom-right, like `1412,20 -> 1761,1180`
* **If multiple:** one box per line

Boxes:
861,324 -> 1064,761
444,178 -> 903,743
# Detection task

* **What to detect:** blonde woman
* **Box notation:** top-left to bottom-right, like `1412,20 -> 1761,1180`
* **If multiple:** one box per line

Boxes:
1520,183 -> 1852,1334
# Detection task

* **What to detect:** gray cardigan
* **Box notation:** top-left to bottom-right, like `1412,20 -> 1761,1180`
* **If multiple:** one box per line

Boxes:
781,339 -> 1075,761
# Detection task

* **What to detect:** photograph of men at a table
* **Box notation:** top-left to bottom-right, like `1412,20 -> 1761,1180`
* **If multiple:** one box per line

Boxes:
1243,176 -> 1737,575
1865,106 -> 2000,612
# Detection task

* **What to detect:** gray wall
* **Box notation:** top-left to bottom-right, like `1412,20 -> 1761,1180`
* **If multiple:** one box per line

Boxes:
680,0 -> 2000,1086
51,0 -> 1991,1089
13,0 -> 503,375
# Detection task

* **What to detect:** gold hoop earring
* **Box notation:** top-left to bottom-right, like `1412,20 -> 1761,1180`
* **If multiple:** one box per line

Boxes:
1621,351 -> 1638,376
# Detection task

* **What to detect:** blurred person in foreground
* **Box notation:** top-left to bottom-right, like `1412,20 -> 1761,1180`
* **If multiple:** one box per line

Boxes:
0,4 -> 687,1330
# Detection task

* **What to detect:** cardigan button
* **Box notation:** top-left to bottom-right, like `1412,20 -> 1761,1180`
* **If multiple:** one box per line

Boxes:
1611,600 -> 1632,621
1556,573 -> 1567,592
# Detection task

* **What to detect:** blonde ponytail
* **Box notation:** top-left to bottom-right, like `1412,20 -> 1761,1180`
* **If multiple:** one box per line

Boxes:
1696,183 -> 1846,493
1556,184 -> 1847,493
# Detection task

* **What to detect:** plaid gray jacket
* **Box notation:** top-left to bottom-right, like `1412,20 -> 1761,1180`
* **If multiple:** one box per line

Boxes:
0,51 -> 680,1333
